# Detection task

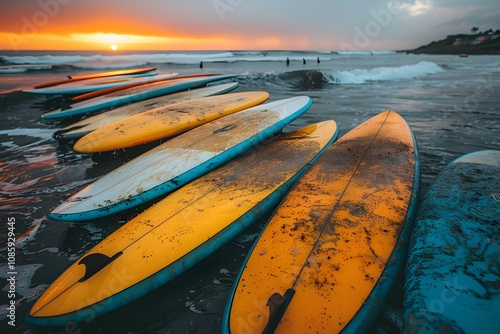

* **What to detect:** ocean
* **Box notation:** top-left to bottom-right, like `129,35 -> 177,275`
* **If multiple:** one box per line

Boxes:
0,50 -> 499,333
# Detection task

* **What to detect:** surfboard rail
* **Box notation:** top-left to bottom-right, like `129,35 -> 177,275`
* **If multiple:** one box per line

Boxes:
404,150 -> 500,334
223,110 -> 421,333
49,96 -> 313,221
27,120 -> 339,326
33,67 -> 157,88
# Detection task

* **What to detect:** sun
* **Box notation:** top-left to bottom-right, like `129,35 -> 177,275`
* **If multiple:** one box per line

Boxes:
110,44 -> 118,51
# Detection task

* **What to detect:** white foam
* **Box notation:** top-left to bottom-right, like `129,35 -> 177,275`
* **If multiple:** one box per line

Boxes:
0,178 -> 40,192
71,61 -> 149,70
323,61 -> 444,84
0,128 -> 56,152
1,52 -> 235,66
234,232 -> 260,243
0,128 -> 54,140
0,264 -> 48,308
23,247 -> 59,254
189,303 -> 205,314
16,217 -> 46,248
0,68 -> 27,74
0,51 -> 336,67
1,55 -> 88,64
0,64 -> 52,74
336,50 -> 397,56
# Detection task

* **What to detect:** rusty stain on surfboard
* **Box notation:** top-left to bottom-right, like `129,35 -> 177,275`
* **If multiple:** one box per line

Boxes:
28,121 -> 338,325
225,110 -> 419,333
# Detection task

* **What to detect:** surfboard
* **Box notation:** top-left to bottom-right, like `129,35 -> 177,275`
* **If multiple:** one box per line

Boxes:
23,71 -> 162,96
33,67 -> 157,89
71,73 -> 222,102
73,91 -> 270,153
53,82 -> 239,141
223,110 -> 420,334
26,120 -> 339,327
403,150 -> 500,334
48,96 -> 312,222
41,75 -> 236,120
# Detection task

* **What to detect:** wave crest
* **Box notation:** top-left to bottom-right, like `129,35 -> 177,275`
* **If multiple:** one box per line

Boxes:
240,61 -> 444,90
0,52 -> 234,65
323,61 -> 444,84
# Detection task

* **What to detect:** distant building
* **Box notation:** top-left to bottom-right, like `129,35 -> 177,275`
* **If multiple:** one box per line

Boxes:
454,33 -> 499,47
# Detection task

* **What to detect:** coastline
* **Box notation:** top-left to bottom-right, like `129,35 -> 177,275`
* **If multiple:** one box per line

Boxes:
402,31 -> 500,55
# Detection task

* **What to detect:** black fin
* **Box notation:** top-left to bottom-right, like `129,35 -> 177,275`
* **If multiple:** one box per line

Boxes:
213,124 -> 237,134
78,252 -> 122,282
262,288 -> 295,334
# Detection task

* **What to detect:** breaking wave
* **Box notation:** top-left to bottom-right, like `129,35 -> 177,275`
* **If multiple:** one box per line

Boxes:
0,64 -> 53,74
0,52 -> 234,70
0,52 -> 234,65
322,61 -> 444,84
0,51 -> 335,69
240,61 -> 444,89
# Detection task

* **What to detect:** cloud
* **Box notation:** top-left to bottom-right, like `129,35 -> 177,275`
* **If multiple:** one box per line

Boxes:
389,0 -> 434,16
432,4 -> 500,29
1,0 -> 499,51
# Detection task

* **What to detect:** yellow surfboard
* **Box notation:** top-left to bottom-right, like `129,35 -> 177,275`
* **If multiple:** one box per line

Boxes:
223,110 -> 420,333
73,91 -> 269,153
27,121 -> 339,326
53,83 -> 239,141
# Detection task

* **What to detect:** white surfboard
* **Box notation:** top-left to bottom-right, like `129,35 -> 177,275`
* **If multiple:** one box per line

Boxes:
49,96 -> 312,221
53,82 -> 239,141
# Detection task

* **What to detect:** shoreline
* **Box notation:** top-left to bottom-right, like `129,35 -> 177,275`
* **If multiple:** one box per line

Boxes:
402,45 -> 500,55
402,30 -> 500,55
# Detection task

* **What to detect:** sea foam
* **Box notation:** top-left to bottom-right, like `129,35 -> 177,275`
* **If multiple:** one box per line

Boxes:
0,52 -> 234,66
323,61 -> 444,84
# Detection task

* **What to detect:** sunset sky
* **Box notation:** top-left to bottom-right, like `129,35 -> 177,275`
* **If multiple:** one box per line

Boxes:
1,0 -> 499,51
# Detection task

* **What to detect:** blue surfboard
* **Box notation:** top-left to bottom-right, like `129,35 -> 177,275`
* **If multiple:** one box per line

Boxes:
23,71 -> 160,96
404,150 -> 500,334
41,75 -> 236,120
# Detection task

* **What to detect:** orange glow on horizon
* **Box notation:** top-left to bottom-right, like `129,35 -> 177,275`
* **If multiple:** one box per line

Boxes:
0,31 -> 286,51
0,24 -> 292,51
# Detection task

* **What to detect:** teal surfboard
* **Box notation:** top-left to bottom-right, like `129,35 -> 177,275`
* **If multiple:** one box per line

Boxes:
23,71 -> 160,96
404,150 -> 500,334
41,75 -> 236,120
27,121 -> 338,327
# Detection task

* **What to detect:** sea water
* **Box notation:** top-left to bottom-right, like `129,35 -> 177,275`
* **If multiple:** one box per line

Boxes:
0,50 -> 499,333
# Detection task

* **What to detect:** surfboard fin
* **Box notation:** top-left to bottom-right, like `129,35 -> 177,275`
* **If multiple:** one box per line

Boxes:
263,288 -> 295,334
78,252 -> 122,282
213,124 -> 237,134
